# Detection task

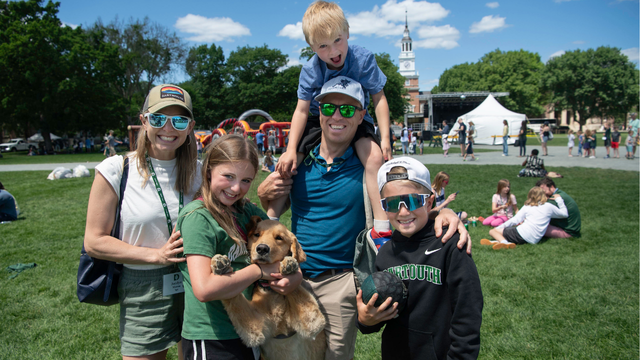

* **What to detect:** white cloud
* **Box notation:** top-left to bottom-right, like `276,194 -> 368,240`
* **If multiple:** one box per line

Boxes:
486,2 -> 500,8
278,57 -> 304,72
175,14 -> 250,42
278,22 -> 305,41
62,21 -> 78,29
469,15 -> 508,33
549,50 -> 565,59
621,47 -> 639,62
278,0 -> 450,40
414,25 -> 460,49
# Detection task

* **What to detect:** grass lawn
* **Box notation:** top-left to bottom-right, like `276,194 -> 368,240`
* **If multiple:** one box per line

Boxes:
0,150 -> 127,165
0,165 -> 637,359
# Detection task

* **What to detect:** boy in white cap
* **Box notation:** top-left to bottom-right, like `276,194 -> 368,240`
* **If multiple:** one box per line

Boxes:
356,157 -> 483,360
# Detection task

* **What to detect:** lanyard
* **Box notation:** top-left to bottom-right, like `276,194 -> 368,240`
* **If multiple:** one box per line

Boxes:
146,154 -> 183,234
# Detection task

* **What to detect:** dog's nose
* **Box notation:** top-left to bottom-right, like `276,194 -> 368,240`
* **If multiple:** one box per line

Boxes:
256,244 -> 270,256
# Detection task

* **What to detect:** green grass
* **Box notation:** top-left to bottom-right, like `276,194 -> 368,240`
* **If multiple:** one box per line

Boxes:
0,150 -> 127,165
0,165 -> 637,359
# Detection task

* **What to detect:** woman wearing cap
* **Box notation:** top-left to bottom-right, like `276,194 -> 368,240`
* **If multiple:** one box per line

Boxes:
84,84 -> 199,359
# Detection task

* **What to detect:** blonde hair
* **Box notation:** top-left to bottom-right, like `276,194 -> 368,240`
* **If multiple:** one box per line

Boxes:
584,129 -> 592,137
302,1 -> 349,47
195,135 -> 259,247
134,110 -> 197,193
524,187 -> 547,207
496,179 -> 512,206
432,171 -> 449,195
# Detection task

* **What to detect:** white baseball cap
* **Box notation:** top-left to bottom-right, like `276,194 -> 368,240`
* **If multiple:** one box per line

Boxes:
314,76 -> 365,108
377,157 -> 432,193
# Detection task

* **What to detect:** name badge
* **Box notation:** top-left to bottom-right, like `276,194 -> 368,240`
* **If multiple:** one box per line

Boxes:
163,272 -> 185,296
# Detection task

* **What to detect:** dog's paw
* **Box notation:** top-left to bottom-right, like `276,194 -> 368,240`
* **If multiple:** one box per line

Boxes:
280,256 -> 299,275
211,254 -> 232,275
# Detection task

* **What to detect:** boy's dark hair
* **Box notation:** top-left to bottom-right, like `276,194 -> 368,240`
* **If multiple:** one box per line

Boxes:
0,181 -> 4,190
531,149 -> 539,156
535,177 -> 556,188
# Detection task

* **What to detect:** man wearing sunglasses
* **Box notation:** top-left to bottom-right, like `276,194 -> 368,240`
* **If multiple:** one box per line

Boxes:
258,77 -> 470,359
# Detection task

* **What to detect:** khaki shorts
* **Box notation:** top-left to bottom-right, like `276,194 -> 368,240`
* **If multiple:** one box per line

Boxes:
302,271 -> 358,360
118,266 -> 183,357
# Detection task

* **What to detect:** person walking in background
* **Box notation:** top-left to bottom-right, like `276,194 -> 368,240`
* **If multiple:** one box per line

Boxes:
442,129 -> 450,157
85,84 -> 199,359
502,119 -> 509,156
400,125 -> 409,155
589,130 -> 597,158
85,137 -> 92,153
196,137 -> 203,159
518,120 -> 527,157
106,130 -> 122,157
611,125 -> 621,159
463,134 -> 476,161
540,121 -> 550,156
469,121 -> 476,144
255,129 -> 265,155
583,129 -> 592,158
457,118 -> 467,156
629,113 -> 639,157
267,129 -> 277,154
603,121 -> 612,159
442,120 -> 450,137
577,130 -> 584,157
567,130 -> 575,157
626,129 -> 635,159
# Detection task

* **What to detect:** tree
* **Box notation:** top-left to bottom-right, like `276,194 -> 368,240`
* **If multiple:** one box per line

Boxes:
223,45 -> 297,121
299,46 -> 314,62
371,53 -> 408,122
435,49 -> 546,117
184,43 -> 226,128
89,17 -> 186,126
0,0 -> 123,150
542,46 -> 639,129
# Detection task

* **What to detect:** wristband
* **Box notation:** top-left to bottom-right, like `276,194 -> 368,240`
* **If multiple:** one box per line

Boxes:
256,263 -> 264,279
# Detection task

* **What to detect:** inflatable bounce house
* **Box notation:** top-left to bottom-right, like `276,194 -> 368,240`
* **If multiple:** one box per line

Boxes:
201,109 -> 290,152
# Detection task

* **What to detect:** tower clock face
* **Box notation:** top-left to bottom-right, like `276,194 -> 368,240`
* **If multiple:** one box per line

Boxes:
404,61 -> 411,69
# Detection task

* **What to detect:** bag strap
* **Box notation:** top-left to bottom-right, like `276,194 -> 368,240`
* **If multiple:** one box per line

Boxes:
103,156 -> 129,302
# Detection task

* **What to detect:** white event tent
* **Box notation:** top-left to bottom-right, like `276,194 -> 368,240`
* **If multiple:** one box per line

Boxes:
446,94 -> 526,145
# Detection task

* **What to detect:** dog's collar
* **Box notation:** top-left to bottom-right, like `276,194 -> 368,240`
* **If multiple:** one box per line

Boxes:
273,331 -> 297,339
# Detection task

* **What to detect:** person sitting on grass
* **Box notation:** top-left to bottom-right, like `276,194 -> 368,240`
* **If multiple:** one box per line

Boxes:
261,149 -> 277,173
481,186 -> 567,250
518,149 -> 563,178
356,157 -> 483,360
0,181 -> 18,222
536,176 -> 581,238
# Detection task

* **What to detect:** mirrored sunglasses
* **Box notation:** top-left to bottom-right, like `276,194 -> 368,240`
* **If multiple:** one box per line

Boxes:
319,103 -> 363,118
144,113 -> 192,131
380,193 -> 431,213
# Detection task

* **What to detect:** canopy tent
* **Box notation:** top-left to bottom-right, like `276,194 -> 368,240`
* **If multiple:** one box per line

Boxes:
446,95 -> 526,145
28,133 -> 62,142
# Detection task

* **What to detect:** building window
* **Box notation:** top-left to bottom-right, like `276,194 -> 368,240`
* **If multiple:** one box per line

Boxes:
405,79 -> 410,86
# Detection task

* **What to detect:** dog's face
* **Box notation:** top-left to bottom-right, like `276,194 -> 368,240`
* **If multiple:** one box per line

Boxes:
246,216 -> 306,265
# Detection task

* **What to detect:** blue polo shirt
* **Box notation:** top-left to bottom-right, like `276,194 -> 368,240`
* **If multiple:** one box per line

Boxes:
256,132 -> 264,145
290,145 -> 365,278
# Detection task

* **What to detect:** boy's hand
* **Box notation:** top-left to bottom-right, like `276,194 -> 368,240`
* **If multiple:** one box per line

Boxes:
381,142 -> 393,161
277,150 -> 297,178
356,289 -> 398,326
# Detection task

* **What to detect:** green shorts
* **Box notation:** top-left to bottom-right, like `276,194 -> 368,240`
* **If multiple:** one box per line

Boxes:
118,266 -> 184,357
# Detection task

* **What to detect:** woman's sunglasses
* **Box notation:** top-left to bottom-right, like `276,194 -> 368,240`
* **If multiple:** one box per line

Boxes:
144,113 -> 192,131
319,103 -> 363,118
380,193 -> 431,213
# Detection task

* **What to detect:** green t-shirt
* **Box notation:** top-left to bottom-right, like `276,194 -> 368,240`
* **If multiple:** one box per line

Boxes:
548,189 -> 581,238
177,200 -> 267,341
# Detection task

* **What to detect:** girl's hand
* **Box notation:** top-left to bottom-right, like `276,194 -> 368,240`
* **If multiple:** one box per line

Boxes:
356,289 -> 398,326
157,229 -> 185,265
446,193 -> 457,202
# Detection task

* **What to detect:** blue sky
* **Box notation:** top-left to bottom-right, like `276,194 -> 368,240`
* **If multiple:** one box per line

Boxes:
57,0 -> 639,91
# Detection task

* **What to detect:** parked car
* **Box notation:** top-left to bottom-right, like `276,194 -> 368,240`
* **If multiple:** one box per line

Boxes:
0,138 -> 34,152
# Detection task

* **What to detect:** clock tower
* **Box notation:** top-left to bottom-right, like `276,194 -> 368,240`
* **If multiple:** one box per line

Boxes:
399,13 -> 420,113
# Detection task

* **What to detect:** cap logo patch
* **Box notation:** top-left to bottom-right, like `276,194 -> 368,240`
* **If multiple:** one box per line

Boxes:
161,86 -> 185,102
331,78 -> 351,90
387,173 -> 408,182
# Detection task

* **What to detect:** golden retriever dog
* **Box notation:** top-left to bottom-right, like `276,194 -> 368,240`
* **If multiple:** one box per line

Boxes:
211,216 -> 326,360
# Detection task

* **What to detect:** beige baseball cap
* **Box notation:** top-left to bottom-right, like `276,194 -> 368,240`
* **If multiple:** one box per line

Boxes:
142,84 -> 193,118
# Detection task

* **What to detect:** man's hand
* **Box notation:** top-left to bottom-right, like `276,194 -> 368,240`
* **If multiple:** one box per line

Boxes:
257,172 -> 293,211
434,209 -> 471,254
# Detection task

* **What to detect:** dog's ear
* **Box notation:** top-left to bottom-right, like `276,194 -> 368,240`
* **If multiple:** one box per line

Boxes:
288,230 -> 306,263
246,216 -> 263,236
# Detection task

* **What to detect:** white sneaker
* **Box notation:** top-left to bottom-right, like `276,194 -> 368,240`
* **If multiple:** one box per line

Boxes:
589,156 -> 596,158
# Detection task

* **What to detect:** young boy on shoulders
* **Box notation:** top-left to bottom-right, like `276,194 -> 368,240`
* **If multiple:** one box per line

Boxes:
275,0 -> 392,233
356,157 -> 483,360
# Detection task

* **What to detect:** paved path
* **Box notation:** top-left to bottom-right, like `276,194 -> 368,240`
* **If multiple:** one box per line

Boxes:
401,144 -> 639,172
0,145 -> 638,172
